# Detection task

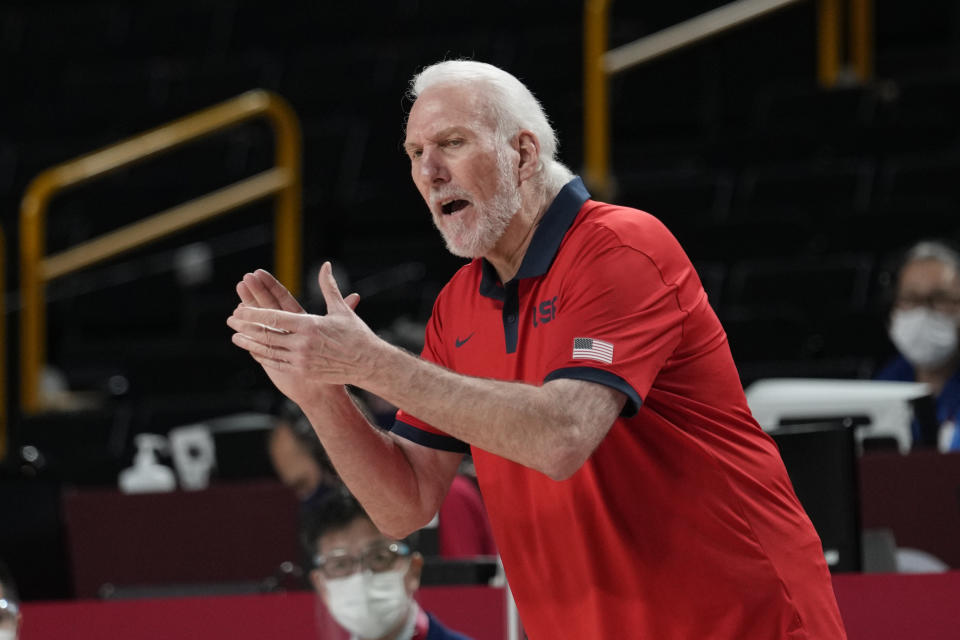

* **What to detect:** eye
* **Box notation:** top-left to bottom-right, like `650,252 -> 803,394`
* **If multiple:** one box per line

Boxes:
323,555 -> 358,578
442,138 -> 463,148
365,548 -> 397,572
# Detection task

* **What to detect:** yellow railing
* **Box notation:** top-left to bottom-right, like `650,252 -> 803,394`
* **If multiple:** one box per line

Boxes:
19,89 -> 302,414
584,0 -> 873,196
583,0 -> 613,200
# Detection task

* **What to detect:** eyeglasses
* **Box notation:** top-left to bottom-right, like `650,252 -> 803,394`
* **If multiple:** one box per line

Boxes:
894,291 -> 960,313
0,597 -> 19,621
314,541 -> 410,579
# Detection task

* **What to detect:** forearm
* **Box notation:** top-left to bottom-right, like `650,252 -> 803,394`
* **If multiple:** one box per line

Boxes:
226,267 -> 620,482
362,344 -> 622,480
298,385 -> 444,536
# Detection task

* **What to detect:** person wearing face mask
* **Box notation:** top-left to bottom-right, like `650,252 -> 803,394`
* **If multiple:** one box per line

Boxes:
303,486 -> 472,640
876,240 -> 960,450
0,560 -> 21,640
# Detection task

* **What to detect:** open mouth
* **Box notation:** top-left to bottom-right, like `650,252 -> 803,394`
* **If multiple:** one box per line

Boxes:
441,199 -> 470,215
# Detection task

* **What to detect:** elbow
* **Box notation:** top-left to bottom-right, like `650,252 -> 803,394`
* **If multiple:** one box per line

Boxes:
369,497 -> 441,541
373,511 -> 436,541
378,522 -> 421,541
539,436 -> 591,482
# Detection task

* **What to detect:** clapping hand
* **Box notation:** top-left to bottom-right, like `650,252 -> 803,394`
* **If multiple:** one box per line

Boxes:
227,262 -> 378,406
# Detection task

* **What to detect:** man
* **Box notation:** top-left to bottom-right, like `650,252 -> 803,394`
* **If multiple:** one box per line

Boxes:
304,486 -> 472,640
228,60 -> 846,638
876,240 -> 960,450
0,560 -> 20,640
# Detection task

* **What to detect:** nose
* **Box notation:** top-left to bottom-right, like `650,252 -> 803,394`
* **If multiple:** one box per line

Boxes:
419,145 -> 449,185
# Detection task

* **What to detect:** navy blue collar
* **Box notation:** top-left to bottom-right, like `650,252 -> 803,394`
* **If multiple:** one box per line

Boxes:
479,177 -> 590,299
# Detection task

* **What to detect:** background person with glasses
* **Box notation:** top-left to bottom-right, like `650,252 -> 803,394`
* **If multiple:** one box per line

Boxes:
0,560 -> 21,640
302,486 -> 472,640
877,239 -> 960,450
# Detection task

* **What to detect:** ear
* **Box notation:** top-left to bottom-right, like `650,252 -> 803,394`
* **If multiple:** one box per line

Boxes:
515,130 -> 541,182
404,552 -> 424,594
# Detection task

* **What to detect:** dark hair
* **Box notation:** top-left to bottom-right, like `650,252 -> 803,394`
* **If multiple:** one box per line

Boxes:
0,558 -> 18,604
271,401 -> 337,479
300,485 -> 370,555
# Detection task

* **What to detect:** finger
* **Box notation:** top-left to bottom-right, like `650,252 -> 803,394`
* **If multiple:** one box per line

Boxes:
242,272 -> 283,310
228,318 -> 293,341
231,331 -> 292,363
237,281 -> 258,306
251,353 -> 294,371
344,292 -> 361,311
230,306 -> 307,334
227,314 -> 294,341
253,269 -> 305,313
318,262 -> 348,313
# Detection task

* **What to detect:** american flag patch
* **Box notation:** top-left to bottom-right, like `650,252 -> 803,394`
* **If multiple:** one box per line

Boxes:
572,337 -> 614,364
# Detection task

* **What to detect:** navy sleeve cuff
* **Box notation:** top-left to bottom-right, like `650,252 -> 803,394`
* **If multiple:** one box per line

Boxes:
390,420 -> 471,454
544,366 -> 643,417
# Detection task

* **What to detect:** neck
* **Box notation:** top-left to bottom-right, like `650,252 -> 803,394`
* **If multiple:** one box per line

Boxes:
486,188 -> 549,283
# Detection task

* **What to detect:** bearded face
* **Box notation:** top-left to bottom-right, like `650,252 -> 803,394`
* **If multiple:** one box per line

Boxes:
428,141 -> 522,259
405,85 -> 526,260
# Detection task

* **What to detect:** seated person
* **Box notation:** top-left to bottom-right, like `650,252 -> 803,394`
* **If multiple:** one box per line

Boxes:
270,401 -> 496,558
876,240 -> 960,449
0,560 -> 20,640
269,402 -> 342,510
303,487 -> 472,640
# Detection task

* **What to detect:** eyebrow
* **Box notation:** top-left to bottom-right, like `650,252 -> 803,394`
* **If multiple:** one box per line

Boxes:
403,127 -> 471,152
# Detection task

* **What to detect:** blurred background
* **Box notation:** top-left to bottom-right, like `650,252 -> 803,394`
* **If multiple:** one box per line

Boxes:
0,0 -> 958,636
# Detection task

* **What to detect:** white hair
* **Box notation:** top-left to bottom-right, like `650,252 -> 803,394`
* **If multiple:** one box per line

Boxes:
408,60 -> 574,197
904,240 -> 960,275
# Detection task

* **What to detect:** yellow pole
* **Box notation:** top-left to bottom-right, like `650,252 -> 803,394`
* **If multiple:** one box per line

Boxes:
849,0 -> 873,83
18,90 -> 303,414
584,0 -> 612,200
817,0 -> 842,88
265,96 -> 303,297
43,170 -> 290,280
20,177 -> 53,413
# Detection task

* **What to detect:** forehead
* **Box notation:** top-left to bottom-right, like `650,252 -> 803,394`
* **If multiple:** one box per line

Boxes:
405,85 -> 494,142
270,425 -> 304,457
899,258 -> 960,292
317,516 -> 384,555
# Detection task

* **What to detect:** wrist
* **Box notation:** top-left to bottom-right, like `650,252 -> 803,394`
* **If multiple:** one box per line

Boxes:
361,340 -> 413,400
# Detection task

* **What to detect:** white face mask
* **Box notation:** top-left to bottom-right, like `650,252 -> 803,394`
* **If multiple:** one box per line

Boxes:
889,308 -> 960,368
325,567 -> 411,639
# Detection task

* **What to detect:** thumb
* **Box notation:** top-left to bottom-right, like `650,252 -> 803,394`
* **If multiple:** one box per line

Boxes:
344,292 -> 361,311
318,261 -> 348,313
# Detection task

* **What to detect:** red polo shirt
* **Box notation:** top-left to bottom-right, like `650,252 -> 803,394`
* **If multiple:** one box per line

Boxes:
392,178 -> 846,639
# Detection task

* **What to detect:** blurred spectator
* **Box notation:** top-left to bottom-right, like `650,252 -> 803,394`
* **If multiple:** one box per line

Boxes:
269,402 -> 342,509
270,401 -> 495,559
876,240 -> 960,450
0,560 -> 20,640
303,486 -> 472,640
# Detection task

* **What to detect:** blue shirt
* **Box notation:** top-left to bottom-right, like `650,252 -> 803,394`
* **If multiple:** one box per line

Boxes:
426,612 -> 473,640
875,355 -> 960,449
